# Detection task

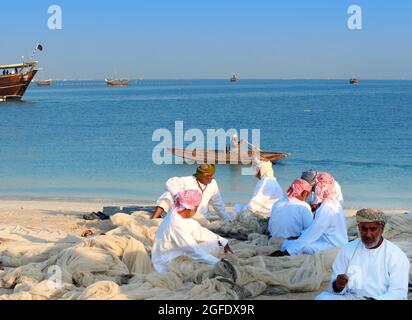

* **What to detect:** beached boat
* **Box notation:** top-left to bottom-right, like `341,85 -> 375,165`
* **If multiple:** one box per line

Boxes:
167,148 -> 289,164
349,78 -> 360,84
0,61 -> 39,101
105,78 -> 129,86
36,79 -> 52,87
230,74 -> 237,82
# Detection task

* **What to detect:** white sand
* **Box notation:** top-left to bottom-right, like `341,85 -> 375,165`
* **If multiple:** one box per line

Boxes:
0,199 -> 139,237
0,199 -> 408,300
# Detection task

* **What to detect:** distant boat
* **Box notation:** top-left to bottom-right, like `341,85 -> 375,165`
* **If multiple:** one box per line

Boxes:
349,78 -> 360,84
105,78 -> 129,86
230,74 -> 237,82
0,61 -> 39,101
36,79 -> 52,87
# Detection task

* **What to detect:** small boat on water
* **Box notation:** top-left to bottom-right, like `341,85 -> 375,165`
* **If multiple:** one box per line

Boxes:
105,78 -> 129,86
349,78 -> 360,84
0,61 -> 39,101
36,79 -> 52,87
167,148 -> 289,164
230,74 -> 237,82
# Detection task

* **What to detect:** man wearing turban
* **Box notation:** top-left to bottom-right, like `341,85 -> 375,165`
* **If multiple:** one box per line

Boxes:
301,169 -> 344,210
268,179 -> 313,239
279,173 -> 348,256
231,159 -> 285,221
316,208 -> 410,300
152,164 -> 231,221
151,190 -> 232,273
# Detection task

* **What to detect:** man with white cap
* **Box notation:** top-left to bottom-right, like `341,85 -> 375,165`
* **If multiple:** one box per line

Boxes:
152,164 -> 231,221
229,134 -> 241,152
231,159 -> 285,221
316,208 -> 410,300
151,189 -> 232,273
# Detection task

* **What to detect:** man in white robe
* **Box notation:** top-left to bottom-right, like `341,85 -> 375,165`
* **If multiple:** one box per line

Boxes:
268,179 -> 313,239
228,134 -> 240,152
276,172 -> 348,256
151,189 -> 232,273
232,160 -> 284,221
152,164 -> 231,221
316,208 -> 410,300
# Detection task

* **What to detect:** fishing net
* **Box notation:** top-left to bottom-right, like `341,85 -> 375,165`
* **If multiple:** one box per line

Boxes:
1,211 -> 411,300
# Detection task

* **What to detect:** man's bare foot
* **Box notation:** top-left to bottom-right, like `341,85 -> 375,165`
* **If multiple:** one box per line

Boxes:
81,229 -> 94,237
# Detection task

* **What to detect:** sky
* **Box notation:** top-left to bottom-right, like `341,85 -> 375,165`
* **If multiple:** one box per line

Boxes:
0,0 -> 411,79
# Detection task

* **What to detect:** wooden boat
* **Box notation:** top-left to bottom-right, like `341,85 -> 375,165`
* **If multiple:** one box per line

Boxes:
349,78 -> 360,84
167,148 -> 289,164
36,79 -> 52,87
0,61 -> 38,101
105,78 -> 129,86
230,74 -> 237,82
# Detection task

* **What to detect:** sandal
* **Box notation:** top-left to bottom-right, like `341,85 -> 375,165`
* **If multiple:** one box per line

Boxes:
82,211 -> 109,220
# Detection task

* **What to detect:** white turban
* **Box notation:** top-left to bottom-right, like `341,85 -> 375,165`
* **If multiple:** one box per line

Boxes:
253,159 -> 274,179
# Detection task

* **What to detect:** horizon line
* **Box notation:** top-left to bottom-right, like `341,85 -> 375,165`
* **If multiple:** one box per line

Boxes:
34,78 -> 412,81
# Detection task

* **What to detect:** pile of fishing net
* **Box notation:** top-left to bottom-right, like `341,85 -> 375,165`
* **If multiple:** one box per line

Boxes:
0,211 -> 411,300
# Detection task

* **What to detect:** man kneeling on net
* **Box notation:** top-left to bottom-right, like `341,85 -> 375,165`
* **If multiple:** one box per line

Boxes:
151,189 -> 232,273
316,208 -> 410,300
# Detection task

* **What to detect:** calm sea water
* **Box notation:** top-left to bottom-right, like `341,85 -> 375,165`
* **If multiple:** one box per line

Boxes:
0,80 -> 411,209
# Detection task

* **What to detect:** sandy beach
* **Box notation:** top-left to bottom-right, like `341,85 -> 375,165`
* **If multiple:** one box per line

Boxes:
0,199 -> 406,235
0,199 -> 408,300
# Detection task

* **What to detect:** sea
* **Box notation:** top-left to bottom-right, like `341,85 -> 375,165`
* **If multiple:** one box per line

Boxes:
0,79 -> 411,209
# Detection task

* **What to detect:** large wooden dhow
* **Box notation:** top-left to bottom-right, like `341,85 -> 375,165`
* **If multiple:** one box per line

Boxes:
0,61 -> 39,101
167,148 -> 289,164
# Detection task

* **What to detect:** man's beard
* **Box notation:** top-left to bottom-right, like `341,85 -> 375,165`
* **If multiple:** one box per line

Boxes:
363,236 -> 382,249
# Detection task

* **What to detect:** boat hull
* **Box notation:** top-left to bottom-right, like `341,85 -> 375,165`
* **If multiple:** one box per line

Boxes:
0,69 -> 37,100
167,148 -> 289,164
36,80 -> 52,87
105,79 -> 129,86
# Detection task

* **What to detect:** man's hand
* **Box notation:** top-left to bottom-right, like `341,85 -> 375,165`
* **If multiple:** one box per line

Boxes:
224,244 -> 233,254
333,274 -> 349,292
152,207 -> 165,219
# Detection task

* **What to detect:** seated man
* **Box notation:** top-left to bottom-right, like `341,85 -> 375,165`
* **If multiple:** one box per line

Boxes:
151,190 -> 232,273
278,173 -> 348,256
152,164 -> 232,221
301,169 -> 344,210
316,209 -> 410,300
268,179 -> 313,239
231,160 -> 285,221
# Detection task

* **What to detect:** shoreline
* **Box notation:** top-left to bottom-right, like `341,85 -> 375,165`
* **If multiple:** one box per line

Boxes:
0,196 -> 409,213
0,197 -> 411,218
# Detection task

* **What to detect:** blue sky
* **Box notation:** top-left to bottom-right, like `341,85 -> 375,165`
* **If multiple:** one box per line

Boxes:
0,0 -> 411,79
